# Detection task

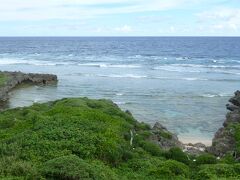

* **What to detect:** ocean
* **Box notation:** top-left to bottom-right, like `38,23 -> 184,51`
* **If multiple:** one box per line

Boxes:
0,37 -> 239,144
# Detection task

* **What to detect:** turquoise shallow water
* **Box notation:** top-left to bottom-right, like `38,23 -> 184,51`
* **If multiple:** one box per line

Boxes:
0,37 -> 239,144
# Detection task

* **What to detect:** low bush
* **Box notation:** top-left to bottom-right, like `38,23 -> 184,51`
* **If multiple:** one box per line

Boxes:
165,147 -> 190,165
195,154 -> 217,165
42,155 -> 118,179
196,164 -> 237,179
0,97 -> 240,179
150,160 -> 190,178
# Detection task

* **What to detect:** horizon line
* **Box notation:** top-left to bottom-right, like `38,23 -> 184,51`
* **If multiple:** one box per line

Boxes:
0,35 -> 240,38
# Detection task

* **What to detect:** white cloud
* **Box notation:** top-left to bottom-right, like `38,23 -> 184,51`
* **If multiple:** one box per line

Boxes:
93,27 -> 104,33
0,0 -> 189,21
169,26 -> 176,32
197,8 -> 240,31
114,25 -> 133,33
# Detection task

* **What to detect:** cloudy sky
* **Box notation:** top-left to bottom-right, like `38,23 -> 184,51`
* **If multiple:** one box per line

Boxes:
0,0 -> 240,36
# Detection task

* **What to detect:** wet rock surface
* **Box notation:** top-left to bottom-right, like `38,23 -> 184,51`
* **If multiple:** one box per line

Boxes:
0,71 -> 57,102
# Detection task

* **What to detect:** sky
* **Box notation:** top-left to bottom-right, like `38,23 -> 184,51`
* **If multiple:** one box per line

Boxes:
0,0 -> 240,36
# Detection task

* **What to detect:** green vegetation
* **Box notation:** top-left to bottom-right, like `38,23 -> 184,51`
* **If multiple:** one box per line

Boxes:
0,97 -> 240,179
0,73 -> 8,87
233,124 -> 240,155
195,154 -> 217,165
195,164 -> 240,179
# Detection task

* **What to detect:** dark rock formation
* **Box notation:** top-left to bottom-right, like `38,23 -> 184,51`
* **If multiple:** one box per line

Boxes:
208,90 -> 240,157
150,91 -> 240,157
229,90 -> 240,106
130,91 -> 240,157
226,104 -> 239,111
150,122 -> 207,155
0,71 -> 57,102
149,122 -> 184,150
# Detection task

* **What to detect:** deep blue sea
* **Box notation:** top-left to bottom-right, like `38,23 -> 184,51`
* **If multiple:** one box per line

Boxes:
0,37 -> 239,144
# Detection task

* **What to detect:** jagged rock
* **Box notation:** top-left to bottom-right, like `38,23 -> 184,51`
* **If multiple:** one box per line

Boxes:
149,122 -> 183,150
152,122 -> 168,131
150,122 -> 207,155
0,71 -> 57,102
207,127 -> 235,157
229,90 -> 240,106
226,104 -> 240,111
223,110 -> 240,127
208,90 -> 240,157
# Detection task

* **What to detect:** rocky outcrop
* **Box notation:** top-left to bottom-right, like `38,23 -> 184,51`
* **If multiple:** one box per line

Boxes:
149,122 -> 184,150
0,71 -> 57,102
207,90 -> 240,157
150,122 -> 207,155
136,91 -> 240,157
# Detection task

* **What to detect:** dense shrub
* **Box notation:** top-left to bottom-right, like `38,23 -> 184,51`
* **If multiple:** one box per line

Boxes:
123,155 -> 164,172
150,160 -> 190,178
138,140 -> 163,156
0,97 -> 240,179
165,147 -> 190,164
196,164 -> 238,179
219,153 -> 236,164
0,157 -> 40,179
234,163 -> 240,174
42,155 -> 118,180
195,154 -> 217,165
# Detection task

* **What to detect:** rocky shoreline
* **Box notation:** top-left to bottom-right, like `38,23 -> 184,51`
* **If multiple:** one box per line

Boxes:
0,71 -> 57,102
149,121 -> 207,155
149,90 -> 240,157
207,90 -> 240,157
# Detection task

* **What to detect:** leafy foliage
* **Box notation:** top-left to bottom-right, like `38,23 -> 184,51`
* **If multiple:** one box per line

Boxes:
0,97 -> 240,179
165,147 -> 190,164
195,154 -> 217,165
41,155 -> 119,180
196,164 -> 240,179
